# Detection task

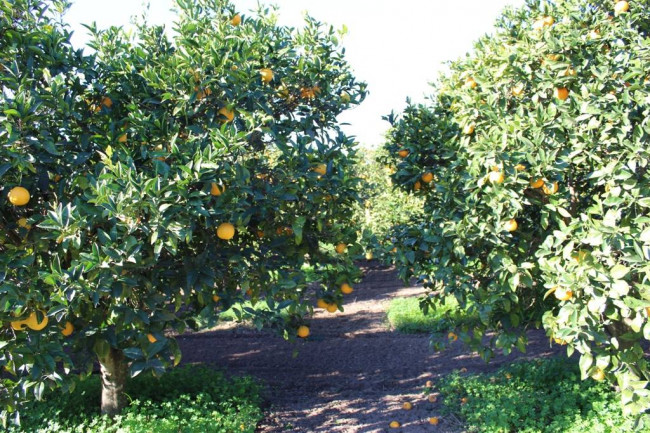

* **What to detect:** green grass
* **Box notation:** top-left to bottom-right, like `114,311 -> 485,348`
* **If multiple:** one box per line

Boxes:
8,365 -> 264,433
386,296 -> 477,333
436,358 -> 646,433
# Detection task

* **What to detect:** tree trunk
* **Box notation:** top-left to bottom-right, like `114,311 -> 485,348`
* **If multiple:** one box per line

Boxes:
98,348 -> 128,417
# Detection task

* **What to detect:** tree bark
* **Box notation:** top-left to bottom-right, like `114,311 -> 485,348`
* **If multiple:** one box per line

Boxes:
98,348 -> 128,417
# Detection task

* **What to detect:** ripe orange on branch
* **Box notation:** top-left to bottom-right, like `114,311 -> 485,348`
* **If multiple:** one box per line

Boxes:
259,68 -> 274,83
614,1 -> 629,16
8,186 -> 30,206
488,170 -> 504,184
61,322 -> 74,337
504,219 -> 518,232
554,287 -> 573,301
218,107 -> 235,123
313,163 -> 327,176
421,172 -> 434,183
210,183 -> 225,196
217,222 -> 236,240
297,325 -> 310,338
554,87 -> 569,101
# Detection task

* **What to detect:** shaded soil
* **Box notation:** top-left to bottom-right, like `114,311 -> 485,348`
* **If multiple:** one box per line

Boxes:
177,262 -> 563,432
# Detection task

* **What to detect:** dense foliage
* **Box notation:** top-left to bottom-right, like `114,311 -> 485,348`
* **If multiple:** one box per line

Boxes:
436,358 -> 639,432
383,0 -> 650,416
6,365 -> 263,433
0,0 -> 365,422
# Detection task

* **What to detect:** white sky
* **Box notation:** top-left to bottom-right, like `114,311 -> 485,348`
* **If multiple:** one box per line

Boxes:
64,0 -> 525,147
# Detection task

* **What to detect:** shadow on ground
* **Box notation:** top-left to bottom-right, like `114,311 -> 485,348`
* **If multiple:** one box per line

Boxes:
177,262 -> 563,433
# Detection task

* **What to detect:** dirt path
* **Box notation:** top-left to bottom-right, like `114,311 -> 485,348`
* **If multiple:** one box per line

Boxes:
177,262 -> 562,433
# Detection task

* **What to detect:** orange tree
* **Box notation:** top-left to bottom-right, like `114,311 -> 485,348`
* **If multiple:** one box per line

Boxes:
0,0 -> 365,422
351,145 -> 424,259
382,0 -> 650,416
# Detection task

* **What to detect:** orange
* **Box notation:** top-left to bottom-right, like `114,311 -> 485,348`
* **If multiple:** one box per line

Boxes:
11,318 -> 28,331
317,299 -> 329,309
218,107 -> 235,123
464,77 -> 477,89
614,1 -> 629,16
425,380 -> 434,388
61,321 -> 74,336
118,133 -> 128,143
572,250 -> 588,263
341,283 -> 353,294
217,222 -> 236,240
555,87 -> 569,101
645,306 -> 650,317
428,394 -> 437,403
413,181 -> 422,191
25,311 -> 48,331
313,164 -> 327,176
101,96 -> 113,108
504,219 -> 518,232
300,87 -> 316,99
297,325 -> 310,338
231,14 -> 241,26
542,181 -> 558,195
402,402 -> 412,410
461,397 -> 468,405
488,171 -> 504,184
326,304 -> 338,313
259,68 -> 274,83
530,178 -> 544,188
448,332 -> 458,342
533,16 -> 554,30
256,230 -> 264,239
554,337 -> 567,345
365,251 -> 374,260
429,417 -> 439,425
561,68 -> 576,77
389,421 -> 401,429
463,124 -> 475,135
591,369 -> 605,381
505,373 -> 512,380
421,172 -> 434,183
514,164 -> 526,171
211,182 -> 225,196
511,83 -> 525,97
147,333 -> 157,343
398,149 -> 409,158
8,186 -> 30,206
554,287 -> 573,301
17,217 -> 31,229
335,242 -> 347,254
213,295 -> 221,302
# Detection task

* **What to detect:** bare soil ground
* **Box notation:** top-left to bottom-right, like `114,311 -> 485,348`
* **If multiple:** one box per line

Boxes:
176,262 -> 563,433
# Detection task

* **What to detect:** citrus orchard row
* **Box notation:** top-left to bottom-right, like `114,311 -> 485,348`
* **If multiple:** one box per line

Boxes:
1,0 -> 365,421
383,0 -> 650,416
